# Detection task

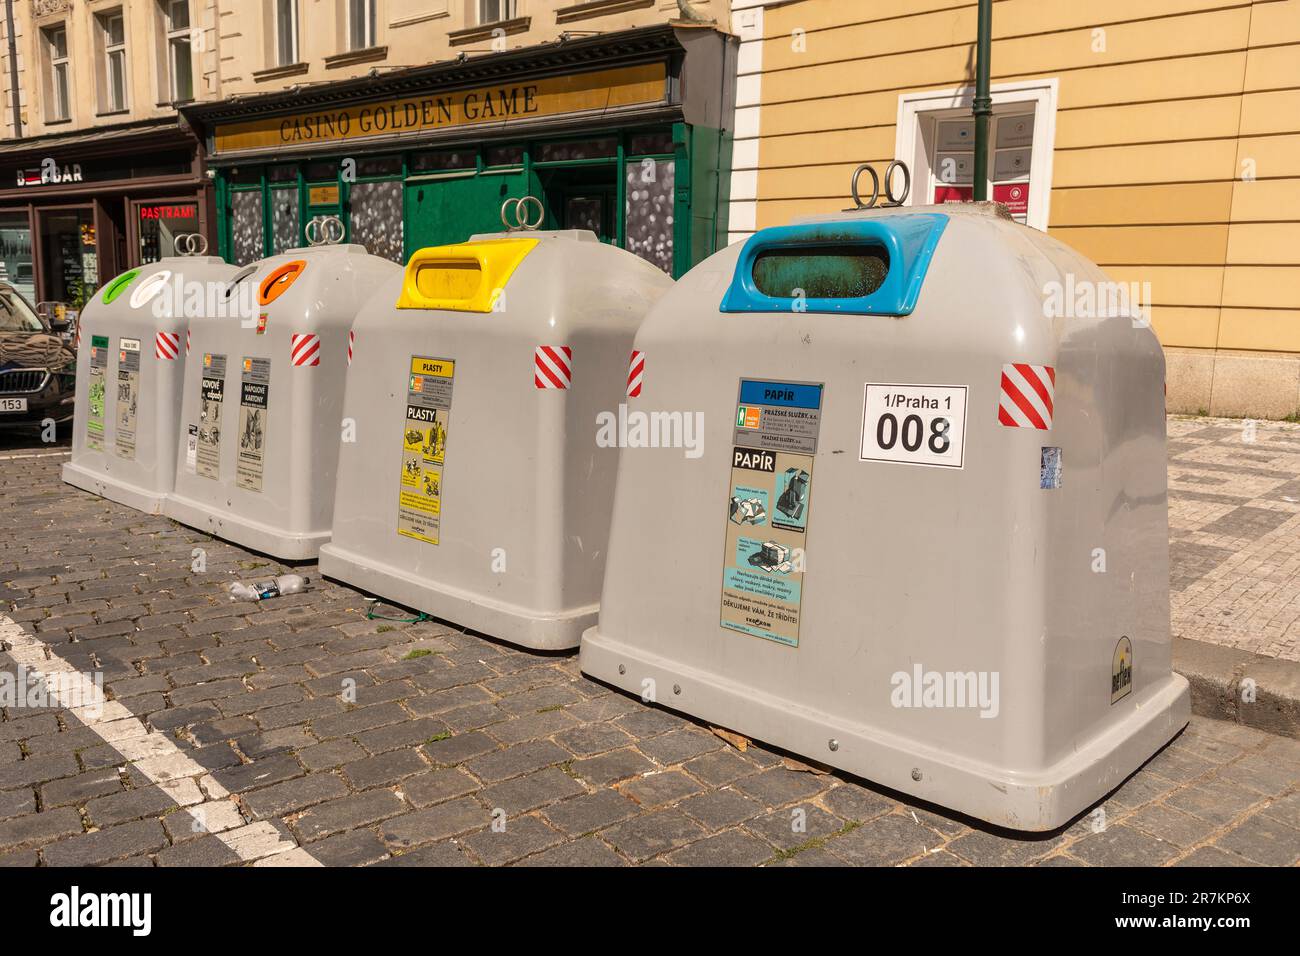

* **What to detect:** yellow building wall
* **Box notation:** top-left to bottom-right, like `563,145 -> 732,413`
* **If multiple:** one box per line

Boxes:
747,0 -> 1300,372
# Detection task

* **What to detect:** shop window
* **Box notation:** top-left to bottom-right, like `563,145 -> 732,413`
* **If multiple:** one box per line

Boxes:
409,149 -> 475,173
276,0 -> 299,65
270,186 -> 300,254
357,156 -> 402,177
42,26 -> 71,122
39,211 -> 99,307
536,138 -> 617,163
349,181 -> 404,263
0,213 -> 35,303
138,202 -> 200,263
484,144 -> 525,168
163,0 -> 193,103
304,160 -> 338,182
625,158 -> 674,274
627,130 -> 674,157
479,0 -> 517,24
347,0 -> 376,50
895,80 -> 1057,232
267,164 -> 298,183
230,191 -> 265,266
96,10 -> 129,113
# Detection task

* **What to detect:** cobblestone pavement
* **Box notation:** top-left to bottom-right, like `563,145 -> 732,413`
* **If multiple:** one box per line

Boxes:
1168,417 -> 1300,661
0,434 -> 1298,867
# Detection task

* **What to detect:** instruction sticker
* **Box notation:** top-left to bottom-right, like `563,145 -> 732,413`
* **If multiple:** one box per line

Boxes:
860,383 -> 967,469
114,338 -> 140,460
86,335 -> 108,451
397,355 -> 455,546
236,357 -> 270,491
720,379 -> 822,648
196,353 -> 226,480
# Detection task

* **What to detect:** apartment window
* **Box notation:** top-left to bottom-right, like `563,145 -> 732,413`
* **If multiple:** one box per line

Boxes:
44,26 -> 71,122
276,0 -> 299,65
166,1 -> 194,102
479,0 -> 516,24
348,0 -> 375,50
98,10 -> 129,112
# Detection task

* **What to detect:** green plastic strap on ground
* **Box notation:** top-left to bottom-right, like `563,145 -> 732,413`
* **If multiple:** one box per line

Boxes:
365,602 -> 430,624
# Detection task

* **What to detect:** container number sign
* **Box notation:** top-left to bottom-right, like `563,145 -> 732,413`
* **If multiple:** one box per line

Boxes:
859,383 -> 968,469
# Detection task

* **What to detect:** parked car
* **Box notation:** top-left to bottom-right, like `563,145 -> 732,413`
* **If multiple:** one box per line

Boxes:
0,283 -> 77,431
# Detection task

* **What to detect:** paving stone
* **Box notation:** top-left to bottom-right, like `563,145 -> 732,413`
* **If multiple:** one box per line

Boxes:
517,835 -> 626,867
1173,846 -> 1252,867
306,828 -> 390,867
682,748 -> 762,787
488,709 -> 579,745
552,722 -> 634,757
344,749 -> 429,789
666,828 -> 773,866
373,841 -> 476,867
1213,754 -> 1300,797
0,788 -> 36,821
1213,813 -> 1300,866
745,803 -> 846,852
603,809 -> 707,863
825,813 -> 940,866
85,785 -> 184,828
299,739 -> 367,771
908,849 -> 969,866
422,730 -> 498,766
294,790 -> 408,842
209,754 -> 304,794
464,814 -> 565,865
379,797 -> 487,848
677,788 -> 765,829
733,767 -> 828,807
155,833 -> 242,867
944,829 -> 1064,866
1069,824 -> 1180,867
236,727 -> 316,760
637,728 -> 722,766
615,708 -> 687,739
1165,776 -> 1265,826
1127,803 -> 1219,848
620,770 -> 704,807
766,846 -> 852,867
354,717 -> 448,754
570,748 -> 657,786
1261,791 -> 1300,831
0,806 -> 84,851
42,818 -> 169,866
400,768 -> 480,808
0,753 -> 79,790
38,768 -> 125,809
465,740 -> 570,784
241,773 -> 350,820
479,767 -> 585,816
821,784 -> 896,823
542,789 -> 641,836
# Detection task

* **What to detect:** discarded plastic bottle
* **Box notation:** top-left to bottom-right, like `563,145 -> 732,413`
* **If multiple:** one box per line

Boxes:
228,574 -> 309,602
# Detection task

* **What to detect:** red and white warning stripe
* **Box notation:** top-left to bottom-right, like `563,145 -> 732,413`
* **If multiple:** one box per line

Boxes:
627,350 -> 645,398
998,363 -> 1055,430
155,331 -> 180,360
185,329 -> 191,356
291,333 -> 321,367
347,330 -> 355,367
534,345 -> 572,389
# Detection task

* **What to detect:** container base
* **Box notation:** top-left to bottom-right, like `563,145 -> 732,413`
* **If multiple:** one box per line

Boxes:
579,627 -> 1192,832
62,461 -> 167,515
163,492 -> 326,560
319,542 -> 592,651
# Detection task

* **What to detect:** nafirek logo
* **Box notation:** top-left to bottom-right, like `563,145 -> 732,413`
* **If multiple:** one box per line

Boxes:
49,886 -> 152,936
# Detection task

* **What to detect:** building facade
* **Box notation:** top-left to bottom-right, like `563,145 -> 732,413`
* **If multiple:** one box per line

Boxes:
0,0 -> 211,309
179,0 -> 735,277
727,0 -> 1300,420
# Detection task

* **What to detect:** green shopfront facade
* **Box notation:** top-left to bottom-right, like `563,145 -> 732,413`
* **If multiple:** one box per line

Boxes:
183,26 -> 737,278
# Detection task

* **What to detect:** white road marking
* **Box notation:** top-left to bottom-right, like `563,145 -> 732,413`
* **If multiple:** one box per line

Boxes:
0,614 -> 321,866
0,450 -> 73,461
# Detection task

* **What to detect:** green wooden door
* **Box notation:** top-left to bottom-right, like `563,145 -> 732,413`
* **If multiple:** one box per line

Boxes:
404,171 -> 535,257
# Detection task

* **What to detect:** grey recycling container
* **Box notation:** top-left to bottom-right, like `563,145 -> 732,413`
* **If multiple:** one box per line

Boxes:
318,231 -> 673,649
579,202 -> 1190,831
63,257 -> 239,514
164,245 -> 401,558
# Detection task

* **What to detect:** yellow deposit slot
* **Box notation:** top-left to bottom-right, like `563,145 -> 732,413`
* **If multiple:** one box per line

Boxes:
396,238 -> 539,313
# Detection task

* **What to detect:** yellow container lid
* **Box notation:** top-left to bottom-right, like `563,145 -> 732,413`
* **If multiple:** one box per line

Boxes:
396,238 -> 539,313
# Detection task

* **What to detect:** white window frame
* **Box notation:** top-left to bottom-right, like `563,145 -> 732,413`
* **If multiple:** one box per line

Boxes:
479,0 -> 517,25
276,0 -> 299,65
348,0 -> 376,50
99,9 -> 129,113
45,25 -> 71,122
895,78 -> 1058,232
165,0 -> 194,102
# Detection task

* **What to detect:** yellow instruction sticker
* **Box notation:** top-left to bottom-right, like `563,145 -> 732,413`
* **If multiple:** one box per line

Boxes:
397,355 -> 455,545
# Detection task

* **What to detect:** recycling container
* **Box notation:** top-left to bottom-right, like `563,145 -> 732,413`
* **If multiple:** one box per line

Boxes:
63,257 -> 239,513
318,231 -> 673,649
164,244 -> 401,558
580,202 -> 1190,831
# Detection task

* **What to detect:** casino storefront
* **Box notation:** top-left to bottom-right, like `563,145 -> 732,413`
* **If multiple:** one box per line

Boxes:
181,24 -> 737,278
0,119 -> 212,312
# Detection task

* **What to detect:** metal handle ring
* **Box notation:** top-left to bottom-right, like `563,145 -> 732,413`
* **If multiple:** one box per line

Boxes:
882,160 -> 911,206
500,195 -> 545,231
322,215 -> 346,244
304,218 -> 324,246
850,163 -> 880,210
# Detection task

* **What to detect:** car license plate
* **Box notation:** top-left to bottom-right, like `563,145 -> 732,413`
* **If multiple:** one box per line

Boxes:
0,397 -> 28,413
